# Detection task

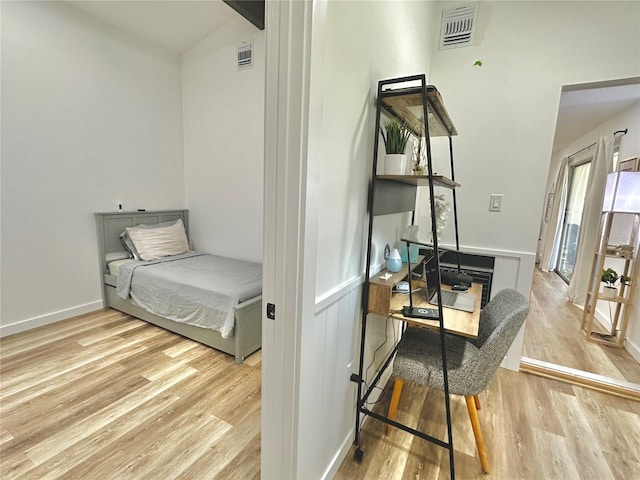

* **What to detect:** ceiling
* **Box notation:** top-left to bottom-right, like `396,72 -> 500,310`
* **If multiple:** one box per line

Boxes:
553,80 -> 640,153
65,0 -> 238,54
64,2 -> 640,153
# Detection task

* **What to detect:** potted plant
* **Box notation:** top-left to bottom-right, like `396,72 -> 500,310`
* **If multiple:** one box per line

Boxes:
600,268 -> 630,298
380,118 -> 412,175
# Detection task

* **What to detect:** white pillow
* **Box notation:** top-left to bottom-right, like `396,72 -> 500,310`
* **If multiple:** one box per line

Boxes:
120,220 -> 177,260
126,218 -> 189,261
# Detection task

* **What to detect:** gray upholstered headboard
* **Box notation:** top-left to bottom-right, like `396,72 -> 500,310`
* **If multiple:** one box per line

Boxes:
94,210 -> 189,276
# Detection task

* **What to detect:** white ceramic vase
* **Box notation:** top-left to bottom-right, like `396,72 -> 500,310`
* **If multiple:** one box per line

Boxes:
601,286 -> 618,299
384,154 -> 407,175
387,248 -> 402,272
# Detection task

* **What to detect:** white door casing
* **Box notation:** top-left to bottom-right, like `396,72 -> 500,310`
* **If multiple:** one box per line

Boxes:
261,1 -> 316,478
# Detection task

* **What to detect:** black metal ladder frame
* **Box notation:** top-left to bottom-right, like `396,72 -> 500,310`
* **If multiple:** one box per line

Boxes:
352,74 -> 461,480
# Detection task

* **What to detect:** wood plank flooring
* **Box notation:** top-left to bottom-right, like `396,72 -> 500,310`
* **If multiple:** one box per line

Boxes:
0,310 -> 261,480
523,268 -> 640,385
336,270 -> 640,479
2,270 -> 640,480
336,355 -> 640,479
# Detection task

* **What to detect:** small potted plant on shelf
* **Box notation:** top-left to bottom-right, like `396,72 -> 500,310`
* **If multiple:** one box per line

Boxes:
380,118 -> 412,175
412,135 -> 426,175
600,268 -> 630,299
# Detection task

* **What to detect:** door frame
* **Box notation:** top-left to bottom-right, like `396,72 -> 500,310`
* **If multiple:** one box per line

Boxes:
261,1 -> 315,478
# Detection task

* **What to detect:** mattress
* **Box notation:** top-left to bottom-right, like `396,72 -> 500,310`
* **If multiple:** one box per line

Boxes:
115,252 -> 262,339
108,259 -> 135,276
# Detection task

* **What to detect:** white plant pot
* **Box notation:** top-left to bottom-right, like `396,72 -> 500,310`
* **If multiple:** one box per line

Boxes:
601,286 -> 618,299
385,154 -> 407,175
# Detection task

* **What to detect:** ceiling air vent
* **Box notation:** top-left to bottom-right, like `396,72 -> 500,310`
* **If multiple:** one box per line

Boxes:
237,39 -> 253,70
439,4 -> 477,50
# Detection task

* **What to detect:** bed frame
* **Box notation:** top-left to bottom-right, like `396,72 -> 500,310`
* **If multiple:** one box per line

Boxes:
94,210 -> 262,363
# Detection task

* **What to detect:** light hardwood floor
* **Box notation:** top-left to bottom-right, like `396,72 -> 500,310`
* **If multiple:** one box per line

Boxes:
0,310 -> 261,480
523,267 -> 640,385
336,270 -> 640,479
336,366 -> 640,479
2,273 -> 640,479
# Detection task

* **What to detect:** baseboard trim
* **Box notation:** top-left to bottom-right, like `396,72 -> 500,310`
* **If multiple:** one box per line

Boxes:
624,337 -> 640,364
321,429 -> 355,480
0,301 -> 104,337
520,357 -> 640,402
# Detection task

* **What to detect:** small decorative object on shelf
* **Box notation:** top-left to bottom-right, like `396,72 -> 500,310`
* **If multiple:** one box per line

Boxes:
606,244 -> 634,258
387,248 -> 402,272
381,118 -> 412,175
617,244 -> 634,259
412,136 -> 426,175
400,225 -> 420,263
419,195 -> 452,243
433,194 -> 451,241
600,268 -> 621,298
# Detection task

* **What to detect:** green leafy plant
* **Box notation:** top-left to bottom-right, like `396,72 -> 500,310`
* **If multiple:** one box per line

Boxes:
380,118 -> 411,155
601,268 -> 624,288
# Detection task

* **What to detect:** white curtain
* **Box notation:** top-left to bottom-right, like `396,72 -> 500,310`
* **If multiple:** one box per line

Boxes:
567,135 -> 614,304
540,157 -> 569,272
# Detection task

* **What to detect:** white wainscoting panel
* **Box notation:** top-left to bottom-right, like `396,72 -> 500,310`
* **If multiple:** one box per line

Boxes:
298,281 -> 362,480
298,246 -> 537,478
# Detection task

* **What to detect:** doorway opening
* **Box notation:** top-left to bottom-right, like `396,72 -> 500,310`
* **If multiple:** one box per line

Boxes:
524,78 -> 640,393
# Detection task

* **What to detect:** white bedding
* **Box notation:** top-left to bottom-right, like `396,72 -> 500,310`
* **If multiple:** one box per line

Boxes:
115,252 -> 262,339
108,259 -> 135,276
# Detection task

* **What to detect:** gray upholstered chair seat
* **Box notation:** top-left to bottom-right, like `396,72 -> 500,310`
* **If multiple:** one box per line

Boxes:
387,288 -> 530,473
393,327 -> 480,396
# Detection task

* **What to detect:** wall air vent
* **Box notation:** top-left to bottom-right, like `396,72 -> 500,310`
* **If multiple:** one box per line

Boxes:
439,4 -> 477,50
237,39 -> 253,70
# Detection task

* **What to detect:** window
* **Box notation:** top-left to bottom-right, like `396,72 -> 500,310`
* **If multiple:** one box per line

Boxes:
555,159 -> 591,283
612,134 -> 622,170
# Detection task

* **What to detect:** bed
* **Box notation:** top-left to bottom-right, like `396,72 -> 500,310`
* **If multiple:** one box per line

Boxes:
95,210 -> 262,363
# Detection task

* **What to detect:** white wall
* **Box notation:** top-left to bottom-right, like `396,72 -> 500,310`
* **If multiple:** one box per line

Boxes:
429,0 -> 639,256
424,0 -> 640,362
541,101 -> 640,362
181,17 -> 265,263
314,1 -> 435,296
293,3 -> 640,475
0,2 -> 185,335
296,1 -> 439,478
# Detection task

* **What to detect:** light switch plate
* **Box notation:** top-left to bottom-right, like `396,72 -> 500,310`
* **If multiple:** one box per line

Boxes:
489,194 -> 503,212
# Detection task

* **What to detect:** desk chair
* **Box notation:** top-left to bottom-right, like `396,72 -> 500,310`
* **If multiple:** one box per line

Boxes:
386,288 -> 530,473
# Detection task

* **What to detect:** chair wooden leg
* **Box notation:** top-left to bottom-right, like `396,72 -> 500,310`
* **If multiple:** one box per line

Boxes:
465,395 -> 489,473
474,394 -> 481,410
386,378 -> 404,435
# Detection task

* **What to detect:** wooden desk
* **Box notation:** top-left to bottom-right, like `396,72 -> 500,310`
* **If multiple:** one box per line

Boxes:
389,281 -> 481,339
368,262 -> 481,338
